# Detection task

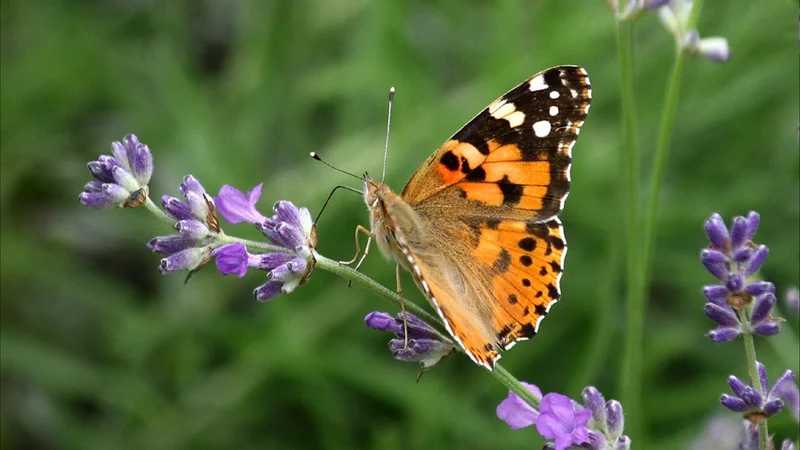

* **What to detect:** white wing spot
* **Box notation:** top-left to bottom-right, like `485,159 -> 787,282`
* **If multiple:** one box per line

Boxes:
489,100 -> 514,118
504,111 -> 525,127
582,103 -> 591,114
528,75 -> 548,92
533,120 -> 551,137
549,91 -> 559,99
549,106 -> 558,116
570,89 -> 578,98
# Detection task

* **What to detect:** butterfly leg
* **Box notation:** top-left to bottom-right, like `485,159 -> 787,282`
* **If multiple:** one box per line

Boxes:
396,263 -> 409,349
339,225 -> 373,266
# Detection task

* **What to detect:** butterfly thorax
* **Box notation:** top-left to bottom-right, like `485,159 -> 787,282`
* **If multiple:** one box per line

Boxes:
363,174 -> 426,273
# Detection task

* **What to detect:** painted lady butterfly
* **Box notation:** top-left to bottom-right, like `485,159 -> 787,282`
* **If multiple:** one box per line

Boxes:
363,66 -> 591,370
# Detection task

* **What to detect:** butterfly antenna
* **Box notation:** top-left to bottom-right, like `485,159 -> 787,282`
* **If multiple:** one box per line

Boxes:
381,87 -> 395,183
310,152 -> 361,181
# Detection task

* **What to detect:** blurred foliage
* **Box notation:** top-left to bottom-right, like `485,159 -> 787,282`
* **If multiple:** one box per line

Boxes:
1,1 -> 798,449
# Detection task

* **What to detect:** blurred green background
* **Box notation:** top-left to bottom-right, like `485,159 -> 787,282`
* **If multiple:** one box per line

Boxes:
1,1 -> 798,449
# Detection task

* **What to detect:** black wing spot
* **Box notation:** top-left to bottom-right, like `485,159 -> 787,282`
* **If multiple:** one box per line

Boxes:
539,266 -> 547,276
522,278 -> 531,287
460,156 -> 471,173
518,323 -> 536,338
518,237 -> 536,252
498,175 -> 524,205
535,304 -> 548,316
522,306 -> 530,316
549,261 -> 562,273
550,236 -> 565,250
547,283 -> 560,300
465,166 -> 486,181
519,255 -> 533,267
508,293 -> 518,304
535,290 -> 543,298
440,151 -> 459,171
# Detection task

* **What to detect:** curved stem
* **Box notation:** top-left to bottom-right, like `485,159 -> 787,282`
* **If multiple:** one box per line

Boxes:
216,233 -> 287,254
315,253 -> 540,409
144,197 -> 176,223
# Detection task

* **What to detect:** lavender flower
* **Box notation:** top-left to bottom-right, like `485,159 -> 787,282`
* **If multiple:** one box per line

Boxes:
700,212 -> 782,341
720,362 -> 795,424
365,311 -> 455,369
658,0 -> 731,61
148,175 -> 219,273
607,0 -> 669,21
79,134 -> 153,209
772,374 -> 800,422
537,393 -> 592,450
688,415 -> 745,450
497,385 -> 628,450
739,422 -> 797,450
213,185 -> 316,299
212,242 -> 313,301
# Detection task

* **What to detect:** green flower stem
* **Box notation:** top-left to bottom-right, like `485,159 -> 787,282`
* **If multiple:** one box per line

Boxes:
315,253 -> 540,409
739,309 -> 768,450
616,18 -> 643,444
218,234 -> 287,254
144,197 -> 176,223
314,254 -> 441,327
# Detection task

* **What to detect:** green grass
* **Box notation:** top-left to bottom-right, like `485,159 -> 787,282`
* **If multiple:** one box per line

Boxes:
1,1 -> 798,449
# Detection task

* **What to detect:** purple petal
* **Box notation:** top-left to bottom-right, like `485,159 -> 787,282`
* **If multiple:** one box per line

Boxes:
729,216 -> 749,249
87,159 -> 117,183
605,400 -> 624,437
704,214 -> 729,250
704,303 -> 740,327
581,387 -> 606,426
744,245 -> 769,277
161,195 -> 194,221
728,376 -> 748,398
176,220 -> 210,239
180,175 -> 207,196
159,247 -> 210,273
79,183 -> 129,209
129,142 -> 153,185
757,362 -> 769,397
215,184 -> 268,225
496,383 -> 541,430
744,212 -> 760,240
148,234 -> 198,254
772,374 -> 799,420
703,285 -> 729,307
111,140 -> 130,171
646,0 -> 670,9
753,321 -> 781,336
389,338 -> 449,362
768,370 -> 796,399
701,249 -> 729,280
254,252 -> 295,271
707,327 -> 741,343
111,165 -> 139,192
254,280 -> 283,302
762,398 -> 784,416
733,247 -> 753,263
750,293 -> 776,324
781,439 -> 796,450
725,273 -> 743,293
741,386 -> 763,409
720,394 -> 748,412
616,435 -> 631,450
743,281 -> 774,297
211,243 -> 250,278
365,312 -> 398,333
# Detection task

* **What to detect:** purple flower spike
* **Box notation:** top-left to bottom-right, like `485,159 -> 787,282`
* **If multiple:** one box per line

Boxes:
258,200 -> 314,250
159,247 -> 211,274
721,362 -> 793,424
700,212 -> 781,340
772,370 -> 799,422
496,382 -> 542,430
605,400 -> 625,438
536,393 -> 591,450
215,184 -> 268,225
80,134 -> 155,209
366,311 -> 454,369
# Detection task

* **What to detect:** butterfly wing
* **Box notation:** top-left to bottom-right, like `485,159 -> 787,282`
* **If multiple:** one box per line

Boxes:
399,66 -> 590,368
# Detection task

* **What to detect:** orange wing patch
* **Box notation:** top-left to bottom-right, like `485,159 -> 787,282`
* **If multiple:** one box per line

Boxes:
469,218 -> 567,349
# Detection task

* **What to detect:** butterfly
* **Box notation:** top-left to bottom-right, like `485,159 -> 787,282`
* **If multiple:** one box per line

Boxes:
362,66 -> 591,370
